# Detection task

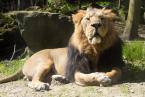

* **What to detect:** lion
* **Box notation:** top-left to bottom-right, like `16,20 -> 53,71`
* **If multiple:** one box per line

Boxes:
0,7 -> 124,91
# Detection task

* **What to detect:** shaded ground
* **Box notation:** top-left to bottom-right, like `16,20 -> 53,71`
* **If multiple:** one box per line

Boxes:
0,80 -> 145,97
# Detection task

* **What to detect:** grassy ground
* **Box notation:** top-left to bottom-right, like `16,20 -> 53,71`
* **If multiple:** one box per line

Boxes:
0,41 -> 145,81
122,41 -> 145,82
0,59 -> 25,76
123,41 -> 145,62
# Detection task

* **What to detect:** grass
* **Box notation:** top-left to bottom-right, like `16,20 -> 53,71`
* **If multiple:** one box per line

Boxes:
123,41 -> 145,73
0,59 -> 25,76
123,41 -> 145,61
122,41 -> 145,81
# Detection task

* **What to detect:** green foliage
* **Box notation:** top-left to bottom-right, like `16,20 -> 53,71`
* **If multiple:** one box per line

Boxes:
46,0 -> 77,14
46,0 -> 118,13
96,1 -> 112,8
0,13 -> 13,24
0,13 -> 17,33
44,0 -> 129,20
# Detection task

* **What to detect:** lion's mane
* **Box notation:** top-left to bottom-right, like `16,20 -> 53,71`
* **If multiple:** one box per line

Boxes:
65,9 -> 124,81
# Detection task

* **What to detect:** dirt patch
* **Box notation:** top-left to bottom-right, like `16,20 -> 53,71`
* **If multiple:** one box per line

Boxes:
0,80 -> 145,97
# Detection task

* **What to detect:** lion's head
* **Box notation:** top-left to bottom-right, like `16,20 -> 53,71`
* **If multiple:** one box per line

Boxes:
71,7 -> 117,54
82,8 -> 116,45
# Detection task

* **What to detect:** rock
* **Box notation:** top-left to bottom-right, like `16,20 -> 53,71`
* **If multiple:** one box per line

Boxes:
15,11 -> 73,52
130,89 -> 134,93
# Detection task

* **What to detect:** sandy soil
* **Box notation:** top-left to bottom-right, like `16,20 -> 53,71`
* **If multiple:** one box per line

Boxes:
0,79 -> 145,97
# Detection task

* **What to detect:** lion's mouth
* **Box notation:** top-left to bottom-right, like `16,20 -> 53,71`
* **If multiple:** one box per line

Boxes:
88,32 -> 102,45
89,37 -> 101,45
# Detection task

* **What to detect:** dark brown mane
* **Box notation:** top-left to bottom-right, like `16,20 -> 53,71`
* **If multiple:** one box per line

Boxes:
65,44 -> 91,81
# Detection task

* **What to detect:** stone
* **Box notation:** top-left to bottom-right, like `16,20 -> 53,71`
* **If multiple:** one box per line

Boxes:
15,11 -> 73,52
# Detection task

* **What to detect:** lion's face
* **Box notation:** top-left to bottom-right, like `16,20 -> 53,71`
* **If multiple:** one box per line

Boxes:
81,8 -> 115,45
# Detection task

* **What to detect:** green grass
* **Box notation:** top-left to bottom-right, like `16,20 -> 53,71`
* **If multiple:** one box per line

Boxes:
123,41 -> 145,61
123,41 -> 145,72
0,59 -> 25,76
122,41 -> 145,81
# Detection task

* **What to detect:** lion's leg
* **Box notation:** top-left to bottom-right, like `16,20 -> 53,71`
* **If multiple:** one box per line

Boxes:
74,71 -> 111,86
105,67 -> 122,83
28,60 -> 53,91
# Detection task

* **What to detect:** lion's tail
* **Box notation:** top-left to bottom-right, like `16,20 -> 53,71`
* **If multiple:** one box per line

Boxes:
0,69 -> 24,84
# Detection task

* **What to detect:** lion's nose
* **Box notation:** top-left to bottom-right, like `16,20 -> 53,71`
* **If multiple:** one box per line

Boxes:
91,23 -> 102,28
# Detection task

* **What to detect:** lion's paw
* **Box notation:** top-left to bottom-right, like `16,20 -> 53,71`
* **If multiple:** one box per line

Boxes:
28,82 -> 49,91
95,72 -> 112,86
52,75 -> 69,84
99,76 -> 112,86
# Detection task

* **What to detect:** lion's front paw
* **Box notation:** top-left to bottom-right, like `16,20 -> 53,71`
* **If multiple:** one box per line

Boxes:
95,72 -> 112,86
52,75 -> 69,84
28,82 -> 49,91
99,76 -> 112,86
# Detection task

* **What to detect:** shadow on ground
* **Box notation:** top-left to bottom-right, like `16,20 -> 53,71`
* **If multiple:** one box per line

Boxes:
121,63 -> 145,83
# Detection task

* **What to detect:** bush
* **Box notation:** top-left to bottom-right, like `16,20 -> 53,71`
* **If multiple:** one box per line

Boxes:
46,0 -> 77,14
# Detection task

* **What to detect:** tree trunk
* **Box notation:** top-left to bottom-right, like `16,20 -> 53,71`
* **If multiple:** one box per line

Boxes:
123,0 -> 141,40
118,0 -> 121,9
17,0 -> 20,10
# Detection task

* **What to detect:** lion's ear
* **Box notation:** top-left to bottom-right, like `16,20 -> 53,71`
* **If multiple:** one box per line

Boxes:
72,10 -> 85,24
72,14 -> 77,24
103,9 -> 117,21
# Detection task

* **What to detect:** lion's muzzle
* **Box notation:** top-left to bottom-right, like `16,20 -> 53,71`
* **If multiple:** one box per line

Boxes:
87,23 -> 103,45
91,22 -> 102,29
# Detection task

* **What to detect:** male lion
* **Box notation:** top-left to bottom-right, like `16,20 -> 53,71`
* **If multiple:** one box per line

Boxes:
0,8 -> 124,91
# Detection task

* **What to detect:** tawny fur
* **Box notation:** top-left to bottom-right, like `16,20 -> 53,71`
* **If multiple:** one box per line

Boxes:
0,8 -> 124,90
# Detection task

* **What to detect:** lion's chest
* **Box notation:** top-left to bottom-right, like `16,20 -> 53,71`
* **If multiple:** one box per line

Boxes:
87,55 -> 100,72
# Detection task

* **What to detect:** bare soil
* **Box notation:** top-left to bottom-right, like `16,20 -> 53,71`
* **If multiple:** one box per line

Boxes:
0,80 -> 145,97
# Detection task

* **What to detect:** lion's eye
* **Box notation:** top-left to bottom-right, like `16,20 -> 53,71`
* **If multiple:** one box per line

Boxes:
100,17 -> 104,20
